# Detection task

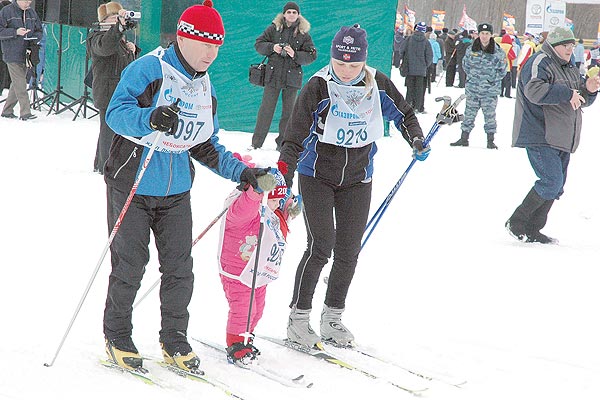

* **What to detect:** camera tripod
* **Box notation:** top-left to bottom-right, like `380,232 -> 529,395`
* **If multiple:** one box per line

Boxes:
56,28 -> 98,121
31,24 -> 76,114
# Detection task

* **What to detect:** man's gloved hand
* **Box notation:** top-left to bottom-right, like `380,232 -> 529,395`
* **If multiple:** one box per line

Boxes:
412,138 -> 431,161
255,172 -> 277,193
238,167 -> 270,191
150,98 -> 180,134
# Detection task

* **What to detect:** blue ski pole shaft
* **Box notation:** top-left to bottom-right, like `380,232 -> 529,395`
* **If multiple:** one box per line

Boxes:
361,94 -> 465,250
363,122 -> 439,234
361,122 -> 440,250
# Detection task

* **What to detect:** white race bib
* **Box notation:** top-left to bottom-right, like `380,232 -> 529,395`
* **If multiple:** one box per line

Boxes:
315,66 -> 384,148
129,47 -> 214,153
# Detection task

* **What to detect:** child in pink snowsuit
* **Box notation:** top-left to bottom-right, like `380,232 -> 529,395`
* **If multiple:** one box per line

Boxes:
218,165 -> 300,365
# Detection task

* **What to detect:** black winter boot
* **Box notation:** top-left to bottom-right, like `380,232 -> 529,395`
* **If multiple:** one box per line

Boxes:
526,199 -> 557,244
505,188 -> 546,242
487,134 -> 498,149
450,131 -> 469,147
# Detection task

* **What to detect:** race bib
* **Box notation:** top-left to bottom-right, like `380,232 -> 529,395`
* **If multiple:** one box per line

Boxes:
129,47 -> 214,153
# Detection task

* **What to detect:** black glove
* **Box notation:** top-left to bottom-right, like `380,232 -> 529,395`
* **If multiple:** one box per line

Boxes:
150,98 -> 180,134
238,167 -> 270,191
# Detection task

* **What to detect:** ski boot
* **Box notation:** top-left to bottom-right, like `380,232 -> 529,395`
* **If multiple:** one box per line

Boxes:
287,307 -> 321,349
105,337 -> 143,371
320,305 -> 355,347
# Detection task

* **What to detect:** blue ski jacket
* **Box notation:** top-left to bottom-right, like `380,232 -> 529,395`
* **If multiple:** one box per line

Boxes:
105,44 -> 247,196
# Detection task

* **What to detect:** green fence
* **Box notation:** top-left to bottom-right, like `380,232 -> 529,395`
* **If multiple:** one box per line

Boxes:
43,0 -> 397,133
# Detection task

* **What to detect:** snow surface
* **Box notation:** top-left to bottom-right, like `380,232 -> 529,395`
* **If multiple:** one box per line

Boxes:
1,68 -> 600,400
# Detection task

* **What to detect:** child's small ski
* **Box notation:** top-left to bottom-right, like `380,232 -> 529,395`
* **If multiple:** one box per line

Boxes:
192,337 -> 313,388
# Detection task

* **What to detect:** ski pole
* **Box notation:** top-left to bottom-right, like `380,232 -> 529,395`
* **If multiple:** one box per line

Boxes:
363,97 -> 452,239
44,99 -> 180,368
132,202 -> 233,309
361,95 -> 464,250
241,194 -> 269,346
361,123 -> 440,250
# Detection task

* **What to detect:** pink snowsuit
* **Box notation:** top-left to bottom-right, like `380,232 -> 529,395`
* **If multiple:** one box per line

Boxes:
218,189 -> 288,339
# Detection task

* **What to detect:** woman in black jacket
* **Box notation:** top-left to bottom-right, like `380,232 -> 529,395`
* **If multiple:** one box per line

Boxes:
87,2 -> 139,174
250,2 -> 316,150
278,24 -> 428,349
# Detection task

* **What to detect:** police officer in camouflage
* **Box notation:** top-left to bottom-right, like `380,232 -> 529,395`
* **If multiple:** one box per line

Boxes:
450,23 -> 506,149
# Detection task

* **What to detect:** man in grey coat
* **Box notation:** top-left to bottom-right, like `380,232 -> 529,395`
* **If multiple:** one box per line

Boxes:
506,27 -> 599,244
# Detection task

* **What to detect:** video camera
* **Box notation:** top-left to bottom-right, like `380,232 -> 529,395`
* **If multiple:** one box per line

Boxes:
122,10 -> 141,31
124,11 -> 141,20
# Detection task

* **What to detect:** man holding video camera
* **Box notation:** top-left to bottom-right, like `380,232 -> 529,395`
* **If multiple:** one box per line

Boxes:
87,1 -> 139,174
0,0 -> 42,120
250,1 -> 316,150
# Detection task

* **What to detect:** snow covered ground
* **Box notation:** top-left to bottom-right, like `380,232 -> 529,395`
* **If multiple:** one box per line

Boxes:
1,67 -> 600,400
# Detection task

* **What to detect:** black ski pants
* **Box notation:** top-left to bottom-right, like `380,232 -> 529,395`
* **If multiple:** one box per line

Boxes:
445,60 -> 457,87
290,174 -> 371,311
103,187 -> 194,344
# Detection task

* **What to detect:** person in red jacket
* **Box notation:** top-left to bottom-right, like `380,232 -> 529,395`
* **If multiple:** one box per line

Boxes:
499,34 -> 516,98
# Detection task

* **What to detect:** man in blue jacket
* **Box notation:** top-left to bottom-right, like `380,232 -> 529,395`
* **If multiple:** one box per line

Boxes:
0,0 -> 41,120
506,27 -> 599,244
102,1 -> 267,373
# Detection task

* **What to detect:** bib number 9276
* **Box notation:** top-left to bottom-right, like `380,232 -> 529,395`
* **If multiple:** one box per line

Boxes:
336,127 -> 368,146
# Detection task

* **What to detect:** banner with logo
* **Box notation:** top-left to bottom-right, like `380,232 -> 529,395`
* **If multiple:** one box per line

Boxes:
525,0 -> 566,35
431,10 -> 445,31
503,13 -> 516,34
458,4 -> 477,32
404,4 -> 416,30
525,0 -> 546,35
544,0 -> 566,32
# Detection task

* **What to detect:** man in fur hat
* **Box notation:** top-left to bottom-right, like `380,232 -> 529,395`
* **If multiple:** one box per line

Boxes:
87,1 -> 139,174
450,23 -> 506,149
250,1 -> 317,150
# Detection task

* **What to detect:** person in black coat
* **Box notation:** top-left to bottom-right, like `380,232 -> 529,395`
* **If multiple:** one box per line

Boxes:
87,1 -> 139,174
454,30 -> 473,88
444,29 -> 458,86
250,2 -> 316,150
398,21 -> 432,113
